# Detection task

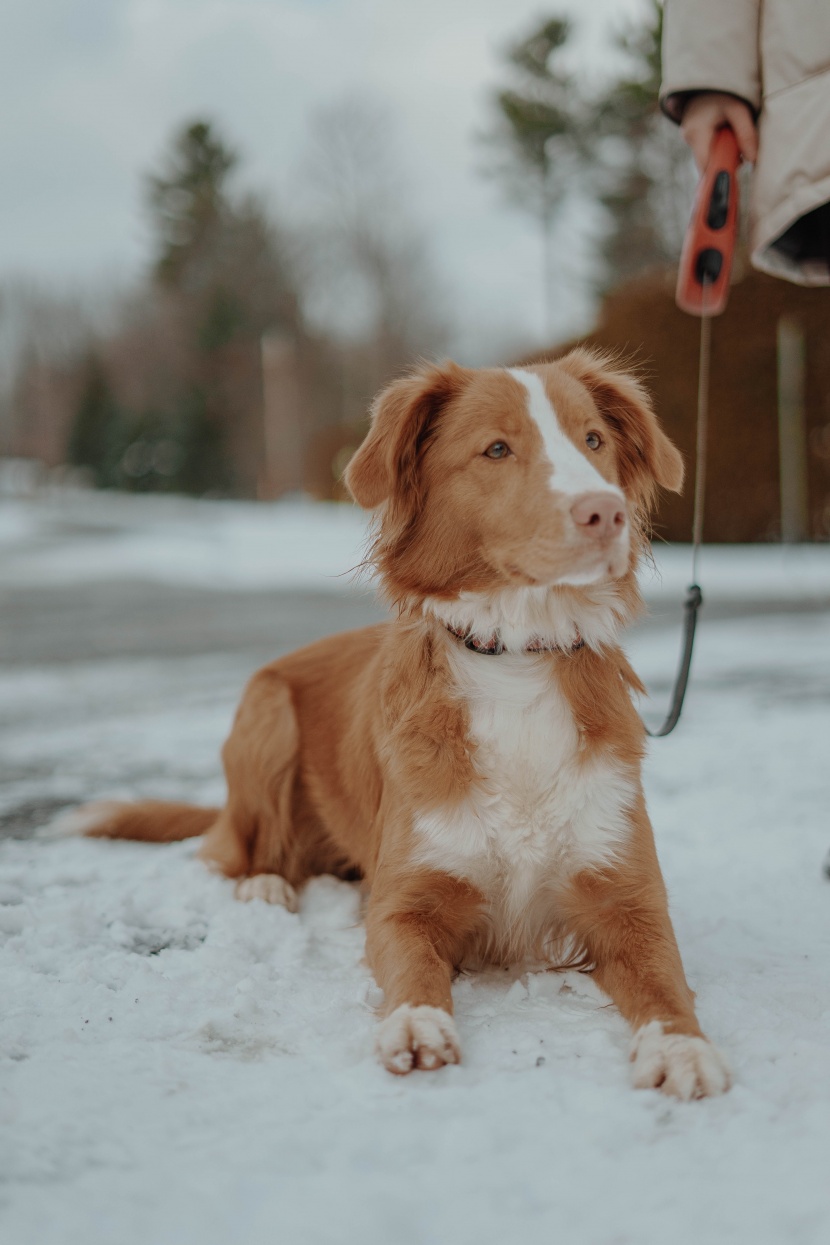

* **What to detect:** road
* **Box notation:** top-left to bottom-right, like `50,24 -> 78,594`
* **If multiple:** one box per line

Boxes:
1,572 -> 828,841
3,572 -> 829,668
0,581 -> 386,666
0,581 -> 386,839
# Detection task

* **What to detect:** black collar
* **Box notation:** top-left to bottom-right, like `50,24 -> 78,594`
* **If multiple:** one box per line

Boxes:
444,623 -> 585,657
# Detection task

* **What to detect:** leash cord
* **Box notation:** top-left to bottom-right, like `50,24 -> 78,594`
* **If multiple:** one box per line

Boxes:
643,282 -> 710,738
643,583 -> 703,737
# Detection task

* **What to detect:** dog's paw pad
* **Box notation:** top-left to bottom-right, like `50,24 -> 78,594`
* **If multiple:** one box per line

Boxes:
630,1021 -> 731,1100
235,875 -> 298,912
376,1004 -> 461,1075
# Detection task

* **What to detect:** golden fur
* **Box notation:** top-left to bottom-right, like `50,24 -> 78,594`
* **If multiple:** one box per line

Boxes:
78,350 -> 730,1098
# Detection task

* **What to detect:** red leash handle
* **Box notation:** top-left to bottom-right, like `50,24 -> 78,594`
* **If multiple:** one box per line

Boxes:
676,126 -> 741,317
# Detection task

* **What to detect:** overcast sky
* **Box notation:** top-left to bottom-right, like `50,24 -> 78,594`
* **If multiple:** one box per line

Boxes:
1,0 -> 653,361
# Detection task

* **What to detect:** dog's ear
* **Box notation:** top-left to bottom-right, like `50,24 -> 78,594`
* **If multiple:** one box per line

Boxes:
558,348 -> 684,501
345,361 -> 471,510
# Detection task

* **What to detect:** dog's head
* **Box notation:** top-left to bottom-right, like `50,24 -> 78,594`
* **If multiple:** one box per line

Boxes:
345,349 -> 683,604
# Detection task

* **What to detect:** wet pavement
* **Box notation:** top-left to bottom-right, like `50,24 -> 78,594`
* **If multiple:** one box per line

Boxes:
1,575 -> 828,841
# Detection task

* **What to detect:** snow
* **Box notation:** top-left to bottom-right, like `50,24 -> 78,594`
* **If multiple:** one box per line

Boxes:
2,490 -> 829,603
641,541 -> 830,606
0,493 -> 369,591
2,493 -> 830,1245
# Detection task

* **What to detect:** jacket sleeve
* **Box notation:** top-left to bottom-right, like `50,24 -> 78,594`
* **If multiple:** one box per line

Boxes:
660,0 -> 762,123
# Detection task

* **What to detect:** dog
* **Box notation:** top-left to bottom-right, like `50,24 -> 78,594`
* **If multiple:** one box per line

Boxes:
74,349 -> 730,1099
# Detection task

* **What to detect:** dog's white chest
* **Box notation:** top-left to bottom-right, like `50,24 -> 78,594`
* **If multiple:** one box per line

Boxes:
413,650 -> 635,954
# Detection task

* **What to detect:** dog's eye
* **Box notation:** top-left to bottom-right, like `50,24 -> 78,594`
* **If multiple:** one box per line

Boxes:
484,442 -> 511,459
585,431 -> 603,451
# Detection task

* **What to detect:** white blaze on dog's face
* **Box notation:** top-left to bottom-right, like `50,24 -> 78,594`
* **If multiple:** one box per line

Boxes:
503,367 -> 628,585
345,350 -> 684,601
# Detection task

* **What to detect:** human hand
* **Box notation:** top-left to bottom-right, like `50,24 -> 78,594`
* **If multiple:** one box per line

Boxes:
681,93 -> 758,172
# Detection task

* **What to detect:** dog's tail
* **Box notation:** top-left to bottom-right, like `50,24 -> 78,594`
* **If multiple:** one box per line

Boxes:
48,800 -> 220,843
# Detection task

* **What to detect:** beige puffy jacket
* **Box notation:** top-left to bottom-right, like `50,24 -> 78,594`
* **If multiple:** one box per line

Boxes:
660,0 -> 830,285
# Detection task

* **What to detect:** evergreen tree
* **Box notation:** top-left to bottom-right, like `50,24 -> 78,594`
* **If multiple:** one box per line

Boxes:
483,19 -> 586,337
67,356 -> 126,487
146,120 -> 298,349
591,0 -> 693,290
484,3 -> 695,309
139,119 -> 302,494
115,392 -> 231,496
148,121 -> 237,291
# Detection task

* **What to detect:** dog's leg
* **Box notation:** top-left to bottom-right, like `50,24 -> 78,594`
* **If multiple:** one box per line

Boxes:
366,870 -> 482,1075
200,668 -> 309,910
562,804 -> 730,1100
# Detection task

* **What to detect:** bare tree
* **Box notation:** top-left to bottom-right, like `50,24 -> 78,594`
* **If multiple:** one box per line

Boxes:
0,277 -> 122,459
296,97 -> 451,416
589,0 -> 696,291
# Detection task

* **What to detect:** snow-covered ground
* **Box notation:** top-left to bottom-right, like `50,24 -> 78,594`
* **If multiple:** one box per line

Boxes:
2,489 -> 829,605
0,492 -> 369,592
1,492 -> 830,1245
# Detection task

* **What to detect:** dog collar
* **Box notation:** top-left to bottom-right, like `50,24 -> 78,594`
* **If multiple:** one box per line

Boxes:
444,623 -> 584,657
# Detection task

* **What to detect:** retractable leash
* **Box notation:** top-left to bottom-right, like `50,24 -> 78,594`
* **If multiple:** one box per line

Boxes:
643,125 -> 741,737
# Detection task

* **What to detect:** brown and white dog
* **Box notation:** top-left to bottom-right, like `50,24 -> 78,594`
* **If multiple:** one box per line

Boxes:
75,349 -> 730,1099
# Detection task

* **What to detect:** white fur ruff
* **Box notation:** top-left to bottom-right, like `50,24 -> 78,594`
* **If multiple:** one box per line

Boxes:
424,581 -> 631,655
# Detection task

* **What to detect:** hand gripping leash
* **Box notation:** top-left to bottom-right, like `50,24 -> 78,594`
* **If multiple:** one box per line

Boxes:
644,126 -> 740,737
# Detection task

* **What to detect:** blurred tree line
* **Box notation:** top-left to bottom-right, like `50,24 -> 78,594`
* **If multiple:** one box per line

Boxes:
2,0 -> 827,534
68,121 -> 293,495
0,2 -> 686,501
2,106 -> 446,499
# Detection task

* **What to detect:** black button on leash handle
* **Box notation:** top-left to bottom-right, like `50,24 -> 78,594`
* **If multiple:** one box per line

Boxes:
695,248 -> 723,284
706,171 -> 731,229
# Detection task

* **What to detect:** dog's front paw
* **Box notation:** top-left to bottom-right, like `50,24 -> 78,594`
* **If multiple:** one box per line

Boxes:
235,874 -> 298,911
376,1004 -> 461,1075
630,1021 -> 731,1100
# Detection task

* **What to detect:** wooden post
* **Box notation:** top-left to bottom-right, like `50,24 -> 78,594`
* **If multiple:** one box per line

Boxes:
776,315 -> 809,542
260,331 -> 304,499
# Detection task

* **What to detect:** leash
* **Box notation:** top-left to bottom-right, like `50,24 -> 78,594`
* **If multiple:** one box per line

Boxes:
643,126 -> 740,738
643,297 -> 709,737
